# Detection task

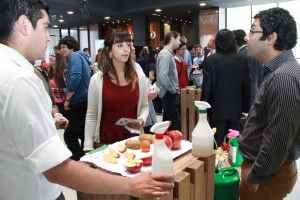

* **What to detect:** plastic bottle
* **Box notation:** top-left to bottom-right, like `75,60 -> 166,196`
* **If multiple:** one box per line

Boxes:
149,82 -> 160,93
228,137 -> 243,167
214,167 -> 240,200
150,121 -> 174,182
192,101 -> 214,157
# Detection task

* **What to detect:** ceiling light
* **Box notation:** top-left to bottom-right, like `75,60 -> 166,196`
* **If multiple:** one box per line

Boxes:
58,19 -> 64,22
53,25 -> 58,28
67,11 -> 74,14
104,16 -> 110,20
155,9 -> 162,12
199,3 -> 206,6
153,13 -> 157,16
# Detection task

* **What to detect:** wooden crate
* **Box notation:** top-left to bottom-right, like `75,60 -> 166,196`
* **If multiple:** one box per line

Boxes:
77,152 -> 215,200
181,88 -> 202,142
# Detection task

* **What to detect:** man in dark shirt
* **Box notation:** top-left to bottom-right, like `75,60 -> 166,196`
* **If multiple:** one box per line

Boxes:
238,7 -> 300,199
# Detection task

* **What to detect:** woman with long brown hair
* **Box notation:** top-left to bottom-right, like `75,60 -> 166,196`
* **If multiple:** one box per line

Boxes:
48,48 -> 68,117
84,29 -> 149,151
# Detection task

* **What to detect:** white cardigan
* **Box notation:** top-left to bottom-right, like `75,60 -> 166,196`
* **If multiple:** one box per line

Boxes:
83,70 -> 149,151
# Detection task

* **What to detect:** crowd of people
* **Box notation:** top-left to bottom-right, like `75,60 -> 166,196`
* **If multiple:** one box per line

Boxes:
0,0 -> 299,199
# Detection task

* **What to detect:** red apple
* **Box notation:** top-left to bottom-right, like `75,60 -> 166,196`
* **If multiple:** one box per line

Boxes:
140,156 -> 152,166
124,159 -> 143,173
164,135 -> 172,150
166,130 -> 182,150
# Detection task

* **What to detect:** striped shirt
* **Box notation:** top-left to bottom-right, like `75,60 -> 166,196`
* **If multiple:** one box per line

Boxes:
238,50 -> 300,184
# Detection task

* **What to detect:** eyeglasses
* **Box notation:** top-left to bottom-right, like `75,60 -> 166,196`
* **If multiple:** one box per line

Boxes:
249,30 -> 263,35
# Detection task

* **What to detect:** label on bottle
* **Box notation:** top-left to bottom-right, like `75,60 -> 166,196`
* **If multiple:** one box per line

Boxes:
229,145 -> 237,163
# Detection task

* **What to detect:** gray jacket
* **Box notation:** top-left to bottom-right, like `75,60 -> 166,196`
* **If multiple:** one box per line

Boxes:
156,48 -> 179,98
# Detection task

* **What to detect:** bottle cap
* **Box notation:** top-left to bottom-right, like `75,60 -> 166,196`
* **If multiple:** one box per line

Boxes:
150,121 -> 171,134
155,134 -> 164,140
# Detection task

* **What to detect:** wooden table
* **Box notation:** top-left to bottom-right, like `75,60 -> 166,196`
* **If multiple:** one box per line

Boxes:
77,151 -> 215,200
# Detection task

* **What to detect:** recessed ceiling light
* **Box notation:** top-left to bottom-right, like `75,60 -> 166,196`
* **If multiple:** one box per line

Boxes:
199,3 -> 206,6
104,16 -> 110,20
67,11 -> 74,14
58,19 -> 64,22
155,9 -> 162,12
53,25 -> 58,28
153,13 -> 157,16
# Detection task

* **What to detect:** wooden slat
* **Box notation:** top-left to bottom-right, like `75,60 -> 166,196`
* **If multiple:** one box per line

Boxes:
174,171 -> 190,200
180,88 -> 201,142
185,160 -> 205,200
198,153 -> 216,200
180,89 -> 188,140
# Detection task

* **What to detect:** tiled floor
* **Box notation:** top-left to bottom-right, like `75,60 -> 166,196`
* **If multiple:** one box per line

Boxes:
58,115 -> 300,200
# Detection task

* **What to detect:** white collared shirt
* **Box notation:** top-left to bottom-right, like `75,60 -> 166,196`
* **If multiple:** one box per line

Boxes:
0,44 -> 72,200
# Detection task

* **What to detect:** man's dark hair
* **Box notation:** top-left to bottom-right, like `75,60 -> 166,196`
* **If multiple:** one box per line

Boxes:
187,43 -> 195,51
83,48 -> 89,52
59,36 -> 80,51
0,0 -> 49,44
164,31 -> 180,45
255,7 -> 297,51
233,29 -> 246,47
215,29 -> 236,53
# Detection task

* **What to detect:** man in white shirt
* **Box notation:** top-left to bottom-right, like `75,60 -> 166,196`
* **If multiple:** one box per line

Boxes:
0,1 -> 173,199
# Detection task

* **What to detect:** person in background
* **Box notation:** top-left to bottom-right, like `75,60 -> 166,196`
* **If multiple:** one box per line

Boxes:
136,45 -> 149,74
84,29 -> 149,150
201,29 -> 251,147
59,36 -> 91,161
131,43 -> 158,134
192,44 -> 205,88
91,48 -> 102,75
0,1 -> 173,199
156,31 -> 181,131
233,29 -> 263,133
204,35 -> 216,59
181,35 -> 192,77
187,43 -> 196,61
34,59 -> 69,130
48,49 -> 68,118
174,40 -> 189,89
238,7 -> 299,200
233,29 -> 262,104
83,47 -> 92,62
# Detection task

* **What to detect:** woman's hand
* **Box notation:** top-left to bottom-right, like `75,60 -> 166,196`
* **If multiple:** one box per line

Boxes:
147,90 -> 158,100
127,119 -> 144,130
64,101 -> 70,110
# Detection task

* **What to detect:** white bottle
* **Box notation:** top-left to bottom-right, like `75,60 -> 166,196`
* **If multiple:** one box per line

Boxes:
192,101 -> 214,157
150,121 -> 174,182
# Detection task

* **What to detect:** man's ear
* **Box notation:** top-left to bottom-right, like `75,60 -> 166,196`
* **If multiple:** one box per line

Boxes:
16,15 -> 31,36
267,32 -> 278,46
